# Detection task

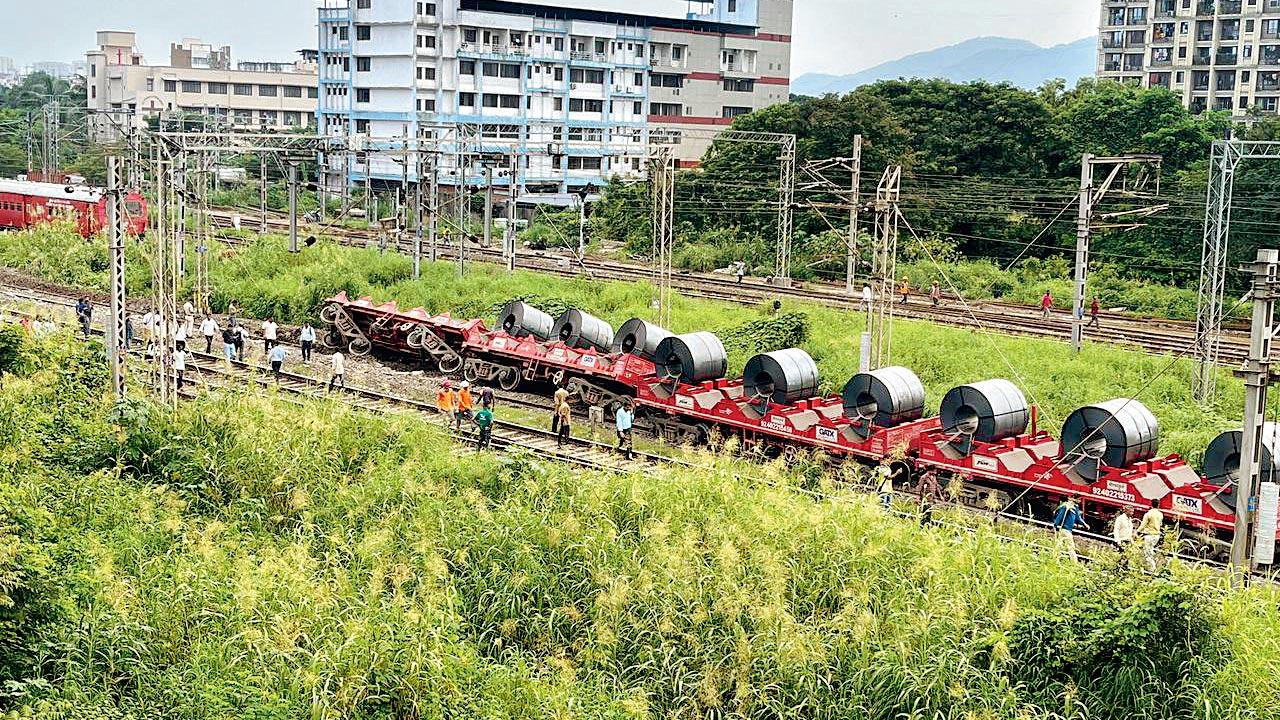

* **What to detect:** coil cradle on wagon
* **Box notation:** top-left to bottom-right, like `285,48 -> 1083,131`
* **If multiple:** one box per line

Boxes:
611,318 -> 673,360
1059,398 -> 1160,482
552,309 -> 615,352
654,332 -> 729,385
938,379 -> 1030,455
1203,423 -> 1280,509
744,348 -> 820,407
497,300 -> 554,341
841,366 -> 926,439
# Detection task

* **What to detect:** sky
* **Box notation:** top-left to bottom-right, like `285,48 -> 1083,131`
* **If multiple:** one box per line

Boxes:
4,0 -> 1099,78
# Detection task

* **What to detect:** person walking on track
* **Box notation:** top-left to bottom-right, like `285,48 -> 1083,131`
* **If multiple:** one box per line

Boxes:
456,381 -> 475,432
183,300 -> 195,337
221,326 -> 237,363
1040,290 -> 1054,319
75,297 -> 92,339
262,317 -> 278,355
327,350 -> 346,392
860,283 -> 872,312
299,323 -> 316,363
268,343 -> 287,383
898,278 -> 910,305
437,380 -> 457,425
1052,496 -> 1089,562
201,315 -> 218,354
877,464 -> 894,509
552,385 -> 570,434
474,403 -> 494,449
1087,297 -> 1101,329
555,398 -> 572,448
615,398 -> 635,460
173,345 -> 187,392
929,281 -> 942,307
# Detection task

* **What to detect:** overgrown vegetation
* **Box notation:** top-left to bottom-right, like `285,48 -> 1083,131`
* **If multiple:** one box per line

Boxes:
1,331 -> 1277,718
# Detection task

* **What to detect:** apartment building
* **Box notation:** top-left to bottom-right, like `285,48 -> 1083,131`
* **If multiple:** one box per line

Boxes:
1097,0 -> 1280,115
85,31 -> 319,135
316,0 -> 793,191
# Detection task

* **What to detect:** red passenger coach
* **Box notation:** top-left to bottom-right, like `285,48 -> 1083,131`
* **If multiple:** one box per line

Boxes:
0,179 -> 148,237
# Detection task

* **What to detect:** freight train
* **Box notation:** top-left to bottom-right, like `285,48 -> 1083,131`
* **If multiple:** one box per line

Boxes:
322,292 -> 1278,560
0,179 -> 148,238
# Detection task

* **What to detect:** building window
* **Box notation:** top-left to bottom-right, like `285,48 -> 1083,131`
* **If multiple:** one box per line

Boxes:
308,86 -> 318,98
634,72 -> 643,86
460,60 -> 476,75
417,66 -> 436,80
182,81 -> 202,93
723,79 -> 755,92
569,98 -> 604,112
284,111 -> 301,126
208,82 -> 227,94
728,0 -> 737,10
234,83 -> 252,95
356,119 -> 369,133
594,39 -> 606,54
554,67 -> 564,81
567,156 -> 602,170
418,34 -> 436,48
164,79 -> 177,92
284,85 -> 303,98
555,37 -> 564,51
570,68 -> 605,84
419,98 -> 436,111
500,94 -> 520,108
260,111 -> 278,125
146,78 -> 155,91
460,92 -> 476,107
357,0 -> 370,7
356,25 -> 371,41
464,28 -> 478,43
722,106 -> 752,119
554,97 -> 563,111
633,101 -> 642,114
90,86 -> 96,99
259,85 -> 278,97
649,102 -> 681,116
90,64 -> 96,77
652,73 -> 683,88
357,88 -> 371,103
483,62 -> 499,77
673,45 -> 684,60
418,2 -> 436,15
357,56 -> 371,72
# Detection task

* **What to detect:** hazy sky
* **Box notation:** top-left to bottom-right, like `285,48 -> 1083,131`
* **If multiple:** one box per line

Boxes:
4,0 -> 1099,77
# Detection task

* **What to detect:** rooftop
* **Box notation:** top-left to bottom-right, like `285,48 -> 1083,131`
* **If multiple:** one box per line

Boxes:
460,0 -> 759,34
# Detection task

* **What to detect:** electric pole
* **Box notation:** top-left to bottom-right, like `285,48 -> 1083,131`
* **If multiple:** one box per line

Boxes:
259,155 -> 268,232
288,162 -> 299,253
868,166 -> 901,370
506,151 -> 518,273
106,156 -> 128,400
483,165 -> 494,249
1231,248 -> 1280,578
848,136 -> 862,295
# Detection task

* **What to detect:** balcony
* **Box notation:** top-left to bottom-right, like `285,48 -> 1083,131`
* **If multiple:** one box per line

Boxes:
1264,48 -> 1280,65
1102,37 -> 1126,49
1265,28 -> 1280,40
1193,52 -> 1214,65
1217,51 -> 1240,65
1103,62 -> 1123,72
1123,61 -> 1145,72
1154,3 -> 1176,18
1151,56 -> 1173,67
1197,0 -> 1216,14
1221,0 -> 1243,13
1258,73 -> 1280,89
1128,12 -> 1148,25
1216,79 -> 1238,90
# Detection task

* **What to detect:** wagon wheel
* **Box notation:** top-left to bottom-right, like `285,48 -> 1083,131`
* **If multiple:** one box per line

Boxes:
405,327 -> 425,350
676,423 -> 708,447
438,353 -> 464,375
322,329 -> 343,349
497,366 -> 521,391
349,337 -> 372,357
319,304 -> 340,323
462,361 -> 481,384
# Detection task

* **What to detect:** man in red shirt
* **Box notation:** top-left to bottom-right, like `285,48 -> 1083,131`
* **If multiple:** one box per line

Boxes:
1040,291 -> 1053,319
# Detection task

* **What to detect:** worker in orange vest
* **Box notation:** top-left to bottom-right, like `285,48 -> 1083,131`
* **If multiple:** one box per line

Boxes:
437,380 -> 457,429
456,380 -> 474,432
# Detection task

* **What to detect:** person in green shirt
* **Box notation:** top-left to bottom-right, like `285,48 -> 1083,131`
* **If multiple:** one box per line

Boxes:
473,406 -> 494,450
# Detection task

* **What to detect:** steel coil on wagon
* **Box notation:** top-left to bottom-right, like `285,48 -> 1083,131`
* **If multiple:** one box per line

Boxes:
1203,423 -> 1280,508
1060,398 -> 1159,481
939,379 -> 1029,451
611,318 -> 672,359
841,366 -> 926,427
743,348 -> 820,404
496,300 -> 554,340
552,309 -> 615,352
654,332 -> 728,384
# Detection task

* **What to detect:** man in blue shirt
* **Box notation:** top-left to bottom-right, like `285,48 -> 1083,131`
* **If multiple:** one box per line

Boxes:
615,399 -> 635,460
268,343 -> 287,383
1052,496 -> 1090,562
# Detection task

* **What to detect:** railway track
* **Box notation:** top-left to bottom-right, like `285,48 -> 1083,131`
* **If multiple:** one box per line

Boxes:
206,206 -> 1250,365
6,279 -> 1273,582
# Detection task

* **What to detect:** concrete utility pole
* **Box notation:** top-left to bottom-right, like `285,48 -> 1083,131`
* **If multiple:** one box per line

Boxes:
1231,248 -> 1280,577
106,156 -> 128,400
288,162 -> 299,253
1070,154 -> 1163,353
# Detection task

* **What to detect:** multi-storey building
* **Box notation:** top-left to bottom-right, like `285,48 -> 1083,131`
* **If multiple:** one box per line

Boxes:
317,0 -> 792,191
1097,0 -> 1280,115
85,31 -> 319,135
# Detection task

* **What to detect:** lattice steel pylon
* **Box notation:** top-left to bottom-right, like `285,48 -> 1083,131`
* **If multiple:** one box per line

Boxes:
105,156 -> 129,400
649,145 -> 676,328
869,166 -> 902,370
775,134 -> 796,286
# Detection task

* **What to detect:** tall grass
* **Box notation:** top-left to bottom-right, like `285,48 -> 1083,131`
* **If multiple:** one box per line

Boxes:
1,335 -> 1277,718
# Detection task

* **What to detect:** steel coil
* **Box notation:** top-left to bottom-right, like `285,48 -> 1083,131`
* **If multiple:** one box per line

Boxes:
611,318 -> 673,359
939,379 -> 1029,451
841,366 -> 925,427
654,332 -> 728,384
1203,423 -> 1280,508
552,309 -> 615,352
1060,398 -> 1159,481
743,348 -> 820,404
496,300 -> 554,340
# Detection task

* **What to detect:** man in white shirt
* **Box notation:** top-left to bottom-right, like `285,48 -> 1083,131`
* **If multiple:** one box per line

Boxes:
174,321 -> 187,348
1112,509 -> 1134,548
327,351 -> 345,392
173,346 -> 187,391
200,316 -> 218,354
860,283 -> 873,313
182,301 -> 195,336
262,318 -> 278,355
299,323 -> 317,363
141,310 -> 156,344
